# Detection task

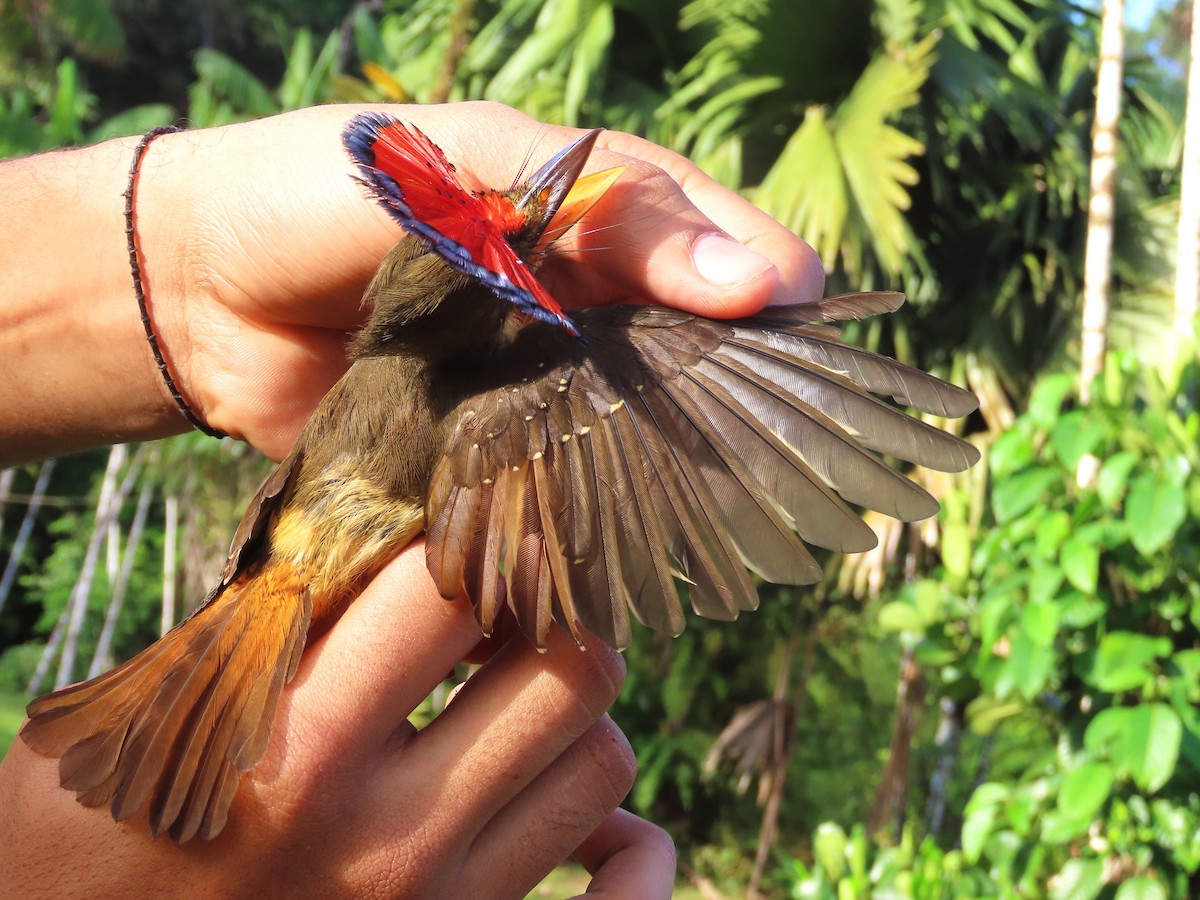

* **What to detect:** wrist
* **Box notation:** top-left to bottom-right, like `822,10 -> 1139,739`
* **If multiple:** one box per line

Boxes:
0,136 -> 194,464
126,128 -> 228,439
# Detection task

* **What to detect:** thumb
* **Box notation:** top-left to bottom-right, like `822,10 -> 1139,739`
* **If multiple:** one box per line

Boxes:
549,138 -> 824,318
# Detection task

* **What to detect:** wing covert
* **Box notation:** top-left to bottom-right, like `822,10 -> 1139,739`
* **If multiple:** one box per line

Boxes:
425,294 -> 979,649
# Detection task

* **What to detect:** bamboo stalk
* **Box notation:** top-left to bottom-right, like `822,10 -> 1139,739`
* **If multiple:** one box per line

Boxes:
88,481 -> 155,679
162,493 -> 178,636
55,446 -> 145,688
0,459 -> 56,616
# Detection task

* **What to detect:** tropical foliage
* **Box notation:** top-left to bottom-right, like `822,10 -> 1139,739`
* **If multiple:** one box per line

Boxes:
1,0 -> 1196,896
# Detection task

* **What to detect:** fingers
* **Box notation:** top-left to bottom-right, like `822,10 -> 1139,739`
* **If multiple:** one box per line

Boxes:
462,716 -> 637,898
280,540 -> 483,758
393,629 -> 627,830
573,809 -> 677,900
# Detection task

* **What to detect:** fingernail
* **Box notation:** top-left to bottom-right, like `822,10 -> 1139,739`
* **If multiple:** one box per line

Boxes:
692,233 -> 775,287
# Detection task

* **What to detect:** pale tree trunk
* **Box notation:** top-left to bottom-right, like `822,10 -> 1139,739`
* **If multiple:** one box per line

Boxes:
1079,0 -> 1126,405
105,492 -> 121,585
0,459 -> 56,616
28,607 -> 67,694
1175,0 -> 1200,365
56,446 -> 144,688
88,481 -> 155,678
0,467 -> 15,537
162,493 -> 178,636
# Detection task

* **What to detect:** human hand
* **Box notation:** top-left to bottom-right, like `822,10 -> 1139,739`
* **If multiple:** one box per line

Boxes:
135,102 -> 824,459
0,542 -> 675,898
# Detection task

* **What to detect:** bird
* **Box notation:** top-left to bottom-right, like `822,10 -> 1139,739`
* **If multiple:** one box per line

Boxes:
20,112 -> 980,844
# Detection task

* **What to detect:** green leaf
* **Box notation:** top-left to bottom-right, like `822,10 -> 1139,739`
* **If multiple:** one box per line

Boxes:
1060,540 -> 1099,594
1026,373 -> 1075,431
1034,510 -> 1071,557
978,593 -> 1016,652
1168,649 -> 1200,701
966,695 -> 1025,736
1058,762 -> 1113,823
1002,785 -> 1039,835
1113,876 -> 1168,900
1097,451 -> 1138,506
193,48 -> 277,117
878,601 -> 925,634
756,35 -> 934,277
1050,858 -> 1104,900
1020,601 -> 1060,647
49,58 -> 83,145
1125,470 -> 1187,556
49,0 -> 126,59
813,821 -> 847,881
961,783 -> 1007,863
89,104 -> 177,142
1041,809 -> 1089,844
1047,411 -> 1107,471
564,4 -> 615,126
1085,704 -> 1183,792
997,630 -> 1055,700
1058,592 -> 1106,628
991,426 -> 1036,478
993,468 -> 1059,523
941,520 -> 972,581
1029,567 -> 1065,606
911,580 -> 945,626
1088,632 -> 1172,693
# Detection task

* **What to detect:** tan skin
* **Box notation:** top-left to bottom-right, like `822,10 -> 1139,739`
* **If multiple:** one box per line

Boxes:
0,102 -> 824,897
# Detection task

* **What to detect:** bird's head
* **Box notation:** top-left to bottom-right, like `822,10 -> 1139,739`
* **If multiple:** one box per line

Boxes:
344,114 -> 621,362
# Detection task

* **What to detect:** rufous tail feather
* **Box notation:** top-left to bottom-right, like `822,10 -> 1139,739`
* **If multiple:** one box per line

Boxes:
20,560 -> 312,843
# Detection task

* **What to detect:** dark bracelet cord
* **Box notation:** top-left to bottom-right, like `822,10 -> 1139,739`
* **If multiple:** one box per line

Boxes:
124,126 -> 228,440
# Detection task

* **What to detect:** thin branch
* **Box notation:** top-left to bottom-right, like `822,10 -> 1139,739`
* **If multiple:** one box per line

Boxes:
161,493 -> 178,636
429,0 -> 477,104
0,467 -> 16,537
0,459 -> 56,616
88,480 -> 155,679
56,446 -> 145,688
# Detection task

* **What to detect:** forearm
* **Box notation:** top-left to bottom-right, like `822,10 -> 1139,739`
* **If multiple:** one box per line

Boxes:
0,138 -> 188,465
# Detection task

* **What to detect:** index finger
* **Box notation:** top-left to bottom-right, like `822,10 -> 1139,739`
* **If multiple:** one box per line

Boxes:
572,808 -> 677,899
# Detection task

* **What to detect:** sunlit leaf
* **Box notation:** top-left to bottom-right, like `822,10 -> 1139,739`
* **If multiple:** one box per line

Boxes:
1114,877 -> 1169,900
1085,704 -> 1182,793
193,48 -> 277,119
1050,858 -> 1104,900
1060,539 -> 1098,594
1087,632 -> 1172,693
1125,470 -> 1187,556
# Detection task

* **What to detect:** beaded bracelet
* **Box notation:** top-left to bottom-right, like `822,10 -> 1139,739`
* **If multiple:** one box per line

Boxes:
124,126 -> 228,439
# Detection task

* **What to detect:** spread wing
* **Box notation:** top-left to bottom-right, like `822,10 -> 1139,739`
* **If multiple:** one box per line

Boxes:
424,292 -> 980,649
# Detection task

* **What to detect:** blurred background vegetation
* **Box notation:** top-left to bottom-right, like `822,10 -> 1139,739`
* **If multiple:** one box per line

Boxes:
1,0 -> 1198,896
